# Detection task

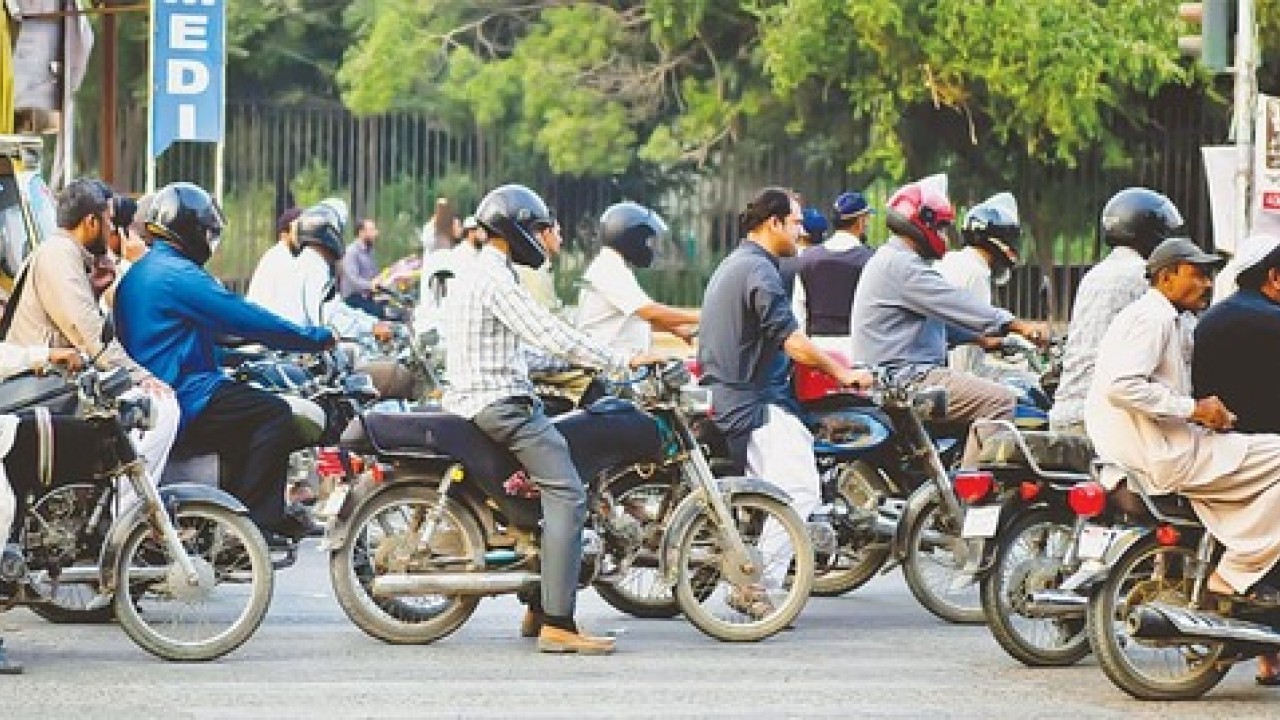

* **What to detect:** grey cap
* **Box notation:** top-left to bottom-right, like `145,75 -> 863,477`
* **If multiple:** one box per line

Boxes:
1145,237 -> 1223,277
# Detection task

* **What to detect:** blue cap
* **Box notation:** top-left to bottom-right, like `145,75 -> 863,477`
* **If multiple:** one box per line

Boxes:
801,207 -> 829,238
833,191 -> 875,220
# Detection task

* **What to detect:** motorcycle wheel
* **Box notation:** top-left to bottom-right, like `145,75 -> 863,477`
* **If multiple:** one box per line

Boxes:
593,472 -> 685,619
671,491 -> 813,642
25,483 -> 116,624
114,504 -> 274,661
980,509 -> 1089,666
812,461 -> 891,597
901,487 -> 985,624
329,484 -> 484,644
1086,535 -> 1228,700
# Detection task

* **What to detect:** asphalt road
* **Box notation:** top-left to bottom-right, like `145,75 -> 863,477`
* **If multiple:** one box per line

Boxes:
4,542 -> 1277,719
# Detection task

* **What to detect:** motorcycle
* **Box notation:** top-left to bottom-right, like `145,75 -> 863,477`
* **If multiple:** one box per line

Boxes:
322,360 -> 814,643
1,358 -> 274,661
951,421 -> 1095,666
1070,467 -> 1280,700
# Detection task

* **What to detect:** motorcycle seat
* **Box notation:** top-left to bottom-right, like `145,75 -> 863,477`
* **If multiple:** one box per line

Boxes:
1109,481 -> 1199,524
358,409 -> 511,462
976,429 -> 1094,474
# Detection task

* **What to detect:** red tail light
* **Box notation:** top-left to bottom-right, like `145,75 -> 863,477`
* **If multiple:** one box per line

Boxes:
1155,524 -> 1181,546
1019,481 -> 1041,502
1067,482 -> 1107,518
953,470 -> 995,504
315,447 -> 345,478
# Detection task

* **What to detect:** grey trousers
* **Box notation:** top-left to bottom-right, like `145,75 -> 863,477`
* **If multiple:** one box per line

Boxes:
473,396 -> 585,619
922,368 -> 1017,468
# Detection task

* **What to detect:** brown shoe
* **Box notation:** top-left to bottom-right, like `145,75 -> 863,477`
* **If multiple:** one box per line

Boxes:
536,626 -> 616,655
520,609 -> 544,638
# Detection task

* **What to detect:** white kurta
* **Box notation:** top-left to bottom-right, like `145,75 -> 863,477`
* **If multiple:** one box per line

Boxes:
936,247 -> 993,374
1086,288 -> 1280,591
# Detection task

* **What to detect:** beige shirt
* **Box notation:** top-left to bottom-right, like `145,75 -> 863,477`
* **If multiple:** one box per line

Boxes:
6,229 -> 151,381
1085,288 -> 1248,493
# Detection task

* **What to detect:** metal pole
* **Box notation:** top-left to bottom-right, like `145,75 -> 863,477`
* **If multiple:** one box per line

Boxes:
1232,0 -> 1257,244
60,0 -> 76,186
145,0 -> 156,192
102,11 -> 117,187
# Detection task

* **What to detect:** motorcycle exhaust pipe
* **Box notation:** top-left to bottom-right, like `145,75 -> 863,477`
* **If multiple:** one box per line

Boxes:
372,571 -> 541,597
1127,605 -> 1180,640
1023,590 -> 1088,619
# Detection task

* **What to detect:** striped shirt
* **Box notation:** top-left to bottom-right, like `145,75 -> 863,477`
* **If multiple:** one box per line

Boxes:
442,246 -> 630,419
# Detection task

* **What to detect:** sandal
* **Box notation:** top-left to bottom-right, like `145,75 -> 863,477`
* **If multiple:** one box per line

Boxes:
726,584 -> 776,621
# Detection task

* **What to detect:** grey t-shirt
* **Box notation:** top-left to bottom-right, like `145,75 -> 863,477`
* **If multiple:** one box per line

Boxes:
851,237 -> 1013,371
697,240 -> 800,436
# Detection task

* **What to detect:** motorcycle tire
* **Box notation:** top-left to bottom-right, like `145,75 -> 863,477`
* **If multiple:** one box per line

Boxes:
670,491 -> 813,642
329,483 -> 484,645
980,509 -> 1089,666
593,472 -> 685,619
812,460 -> 891,597
901,487 -> 985,624
1086,535 -> 1228,700
114,503 -> 274,661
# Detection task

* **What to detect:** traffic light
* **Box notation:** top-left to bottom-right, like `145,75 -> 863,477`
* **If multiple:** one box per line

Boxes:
1177,1 -> 1233,73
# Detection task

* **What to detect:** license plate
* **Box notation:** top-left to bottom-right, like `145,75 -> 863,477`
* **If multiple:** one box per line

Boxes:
1077,525 -> 1118,560
961,505 -> 1002,538
317,483 -> 350,519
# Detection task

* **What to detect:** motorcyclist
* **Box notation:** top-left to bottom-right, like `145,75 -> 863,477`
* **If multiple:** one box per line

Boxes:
1049,187 -> 1184,434
1192,234 -> 1280,684
114,182 -> 335,544
699,187 -> 871,620
936,192 -> 1023,374
256,199 -> 393,344
442,183 -> 659,655
576,201 -> 699,353
245,207 -> 302,310
850,174 -> 1044,468
0,177 -> 182,509
790,191 -> 876,357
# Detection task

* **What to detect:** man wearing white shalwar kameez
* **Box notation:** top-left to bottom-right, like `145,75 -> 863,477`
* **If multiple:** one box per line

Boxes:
1086,238 -> 1280,598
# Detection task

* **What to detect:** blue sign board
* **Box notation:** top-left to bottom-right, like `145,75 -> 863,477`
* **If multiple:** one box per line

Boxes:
150,0 -> 226,158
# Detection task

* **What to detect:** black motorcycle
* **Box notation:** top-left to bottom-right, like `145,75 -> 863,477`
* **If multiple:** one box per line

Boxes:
322,361 -> 813,643
1,359 -> 274,661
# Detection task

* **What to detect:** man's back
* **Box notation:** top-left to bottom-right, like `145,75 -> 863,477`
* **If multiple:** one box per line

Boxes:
1050,246 -> 1147,429
1193,289 -> 1280,433
795,244 -> 873,336
246,242 -> 295,309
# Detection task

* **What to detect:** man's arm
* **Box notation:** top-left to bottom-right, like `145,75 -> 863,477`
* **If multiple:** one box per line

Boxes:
634,303 -> 699,334
1101,315 -> 1195,420
169,266 -> 332,351
489,279 -> 630,373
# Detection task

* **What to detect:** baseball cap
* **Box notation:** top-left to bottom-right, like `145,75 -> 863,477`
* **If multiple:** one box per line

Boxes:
833,191 -> 875,220
1145,237 -> 1223,277
801,207 -> 829,238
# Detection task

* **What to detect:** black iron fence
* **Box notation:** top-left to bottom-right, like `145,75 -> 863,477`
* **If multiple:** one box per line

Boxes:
69,86 -> 1229,321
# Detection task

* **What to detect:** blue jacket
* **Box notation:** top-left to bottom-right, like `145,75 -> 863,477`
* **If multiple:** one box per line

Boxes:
115,242 -> 333,428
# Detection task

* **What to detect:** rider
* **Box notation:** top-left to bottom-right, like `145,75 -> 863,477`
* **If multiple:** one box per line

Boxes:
1049,187 -> 1184,434
114,182 -> 335,544
1087,237 -> 1280,610
246,207 -> 302,310
850,174 -> 1044,468
576,201 -> 699,353
789,191 -> 876,357
699,187 -> 870,619
1191,234 -> 1280,683
936,192 -> 1022,374
0,178 -> 181,506
256,200 -> 393,343
443,184 -> 658,655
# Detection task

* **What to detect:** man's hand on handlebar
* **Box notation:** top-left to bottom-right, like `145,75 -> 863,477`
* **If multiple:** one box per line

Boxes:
45,348 -> 84,374
1007,319 -> 1050,348
373,322 -> 395,343
837,366 -> 874,391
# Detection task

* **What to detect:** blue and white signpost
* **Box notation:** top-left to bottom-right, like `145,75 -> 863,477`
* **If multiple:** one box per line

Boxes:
147,0 -> 227,197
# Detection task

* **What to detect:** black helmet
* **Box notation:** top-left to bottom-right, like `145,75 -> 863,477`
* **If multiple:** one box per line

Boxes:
599,201 -> 667,268
475,184 -> 553,268
145,182 -> 225,266
961,192 -> 1021,276
1100,187 -> 1184,258
294,202 -> 346,260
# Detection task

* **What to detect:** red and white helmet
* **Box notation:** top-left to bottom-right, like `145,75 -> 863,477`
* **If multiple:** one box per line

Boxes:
885,173 -> 957,259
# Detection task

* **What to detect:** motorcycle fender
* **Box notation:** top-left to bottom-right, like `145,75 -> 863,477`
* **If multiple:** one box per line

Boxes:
323,474 -> 442,550
888,484 -> 940,565
99,483 -> 250,593
1058,526 -> 1152,593
656,477 -> 793,587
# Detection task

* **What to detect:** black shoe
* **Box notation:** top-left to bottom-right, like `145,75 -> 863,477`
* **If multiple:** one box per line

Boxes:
265,504 -> 322,541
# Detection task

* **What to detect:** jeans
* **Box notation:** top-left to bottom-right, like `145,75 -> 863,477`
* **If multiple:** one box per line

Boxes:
176,383 -> 299,532
472,396 -> 585,619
